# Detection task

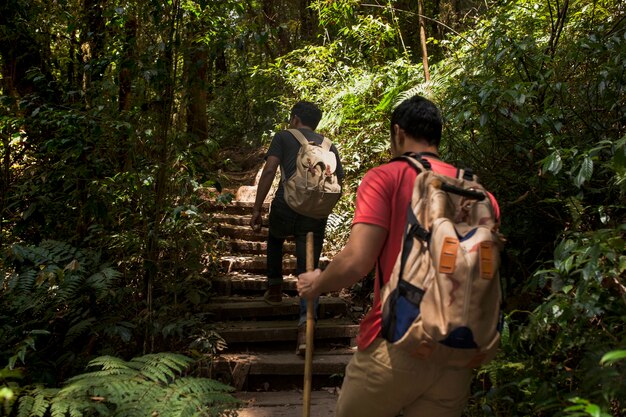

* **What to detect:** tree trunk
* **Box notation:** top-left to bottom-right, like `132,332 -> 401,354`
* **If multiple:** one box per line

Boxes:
299,0 -> 317,42
0,3 -> 50,98
418,0 -> 431,81
0,131 -> 10,237
119,17 -> 137,113
262,0 -> 291,55
81,0 -> 107,104
185,42 -> 209,142
142,0 -> 180,353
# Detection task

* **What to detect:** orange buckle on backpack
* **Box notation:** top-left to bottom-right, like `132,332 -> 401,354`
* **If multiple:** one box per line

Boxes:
439,237 -> 459,274
479,241 -> 495,280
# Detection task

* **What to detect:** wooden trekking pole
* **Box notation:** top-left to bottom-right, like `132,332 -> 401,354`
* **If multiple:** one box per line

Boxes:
303,231 -> 314,417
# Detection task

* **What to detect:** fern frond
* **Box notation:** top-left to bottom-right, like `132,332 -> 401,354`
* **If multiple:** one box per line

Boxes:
69,403 -> 86,417
64,318 -> 97,347
17,395 -> 35,417
172,377 -> 235,395
140,364 -> 176,384
327,211 -> 351,232
37,353 -> 239,417
9,270 -> 37,293
64,368 -> 137,387
50,401 -> 69,417
164,378 -> 240,417
132,353 -> 193,379
85,355 -> 130,371
31,389 -> 50,417
86,266 -> 120,294
41,240 -> 77,264
394,82 -> 438,107
17,387 -> 56,417
57,274 -> 85,303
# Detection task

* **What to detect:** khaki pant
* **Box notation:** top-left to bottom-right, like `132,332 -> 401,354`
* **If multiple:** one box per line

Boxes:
336,338 -> 473,417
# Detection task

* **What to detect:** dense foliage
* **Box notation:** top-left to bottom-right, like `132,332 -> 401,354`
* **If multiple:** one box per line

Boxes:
1,0 -> 624,416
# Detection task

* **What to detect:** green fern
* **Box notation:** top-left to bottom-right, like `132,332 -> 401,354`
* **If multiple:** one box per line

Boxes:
16,387 -> 58,417
64,318 -> 97,347
86,267 -> 120,293
16,352 -> 241,417
55,274 -> 84,303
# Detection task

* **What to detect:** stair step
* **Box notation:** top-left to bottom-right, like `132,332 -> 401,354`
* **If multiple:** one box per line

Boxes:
212,273 -> 298,295
217,349 -> 353,377
211,200 -> 269,216
204,295 -> 348,320
218,224 -> 268,242
212,213 -> 269,227
235,390 -> 339,417
225,240 -> 295,255
220,255 -> 330,274
220,255 -> 280,274
215,318 -> 359,344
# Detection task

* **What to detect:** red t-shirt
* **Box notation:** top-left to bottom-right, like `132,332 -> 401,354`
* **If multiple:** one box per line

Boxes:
352,156 -> 501,351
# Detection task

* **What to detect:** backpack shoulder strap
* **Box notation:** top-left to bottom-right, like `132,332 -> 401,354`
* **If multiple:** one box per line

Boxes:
456,167 -> 478,182
288,128 -> 333,151
287,128 -> 309,147
321,136 -> 332,151
390,153 -> 431,173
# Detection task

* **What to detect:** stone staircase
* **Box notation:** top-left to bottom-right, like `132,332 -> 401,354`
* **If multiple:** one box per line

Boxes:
206,184 -> 359,416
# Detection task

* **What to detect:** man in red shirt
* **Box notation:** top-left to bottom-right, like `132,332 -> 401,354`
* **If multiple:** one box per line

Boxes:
297,95 -> 500,417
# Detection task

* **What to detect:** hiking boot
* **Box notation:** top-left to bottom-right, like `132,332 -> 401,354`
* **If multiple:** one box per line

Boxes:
263,284 -> 282,305
296,324 -> 313,356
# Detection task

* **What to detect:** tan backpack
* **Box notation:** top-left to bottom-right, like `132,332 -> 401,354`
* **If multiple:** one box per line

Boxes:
380,154 -> 505,368
282,129 -> 341,219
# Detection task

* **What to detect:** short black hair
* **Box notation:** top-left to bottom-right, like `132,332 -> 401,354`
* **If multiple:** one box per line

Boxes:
390,95 -> 442,147
291,101 -> 323,130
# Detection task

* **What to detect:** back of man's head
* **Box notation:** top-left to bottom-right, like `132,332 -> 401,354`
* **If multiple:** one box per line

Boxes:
291,101 -> 323,130
390,95 -> 442,148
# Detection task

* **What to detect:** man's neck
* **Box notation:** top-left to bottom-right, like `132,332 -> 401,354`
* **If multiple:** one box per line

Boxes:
289,120 -> 314,131
402,142 -> 439,157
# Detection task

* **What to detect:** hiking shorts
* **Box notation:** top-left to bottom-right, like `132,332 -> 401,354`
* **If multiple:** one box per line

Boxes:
336,337 -> 473,417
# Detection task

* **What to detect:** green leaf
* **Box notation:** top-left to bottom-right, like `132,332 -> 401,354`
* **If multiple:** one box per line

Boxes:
544,152 -> 563,174
574,156 -> 593,187
600,350 -> 626,365
614,140 -> 626,170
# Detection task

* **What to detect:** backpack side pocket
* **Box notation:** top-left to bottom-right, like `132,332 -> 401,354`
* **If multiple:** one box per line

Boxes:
381,279 -> 425,343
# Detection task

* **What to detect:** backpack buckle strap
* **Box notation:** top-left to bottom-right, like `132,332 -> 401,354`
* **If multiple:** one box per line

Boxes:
406,207 -> 431,242
457,167 -> 477,182
409,222 -> 431,242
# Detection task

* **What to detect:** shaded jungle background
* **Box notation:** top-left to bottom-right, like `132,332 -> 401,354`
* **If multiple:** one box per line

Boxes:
0,0 -> 624,416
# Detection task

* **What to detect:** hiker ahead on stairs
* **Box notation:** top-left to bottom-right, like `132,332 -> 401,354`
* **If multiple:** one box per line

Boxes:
249,100 -> 344,356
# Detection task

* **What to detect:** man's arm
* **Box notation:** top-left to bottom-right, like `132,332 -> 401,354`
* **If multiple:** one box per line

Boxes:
249,155 -> 280,230
297,222 -> 387,298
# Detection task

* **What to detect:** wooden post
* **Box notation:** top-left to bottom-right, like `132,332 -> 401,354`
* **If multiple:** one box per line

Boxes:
303,231 -> 314,417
